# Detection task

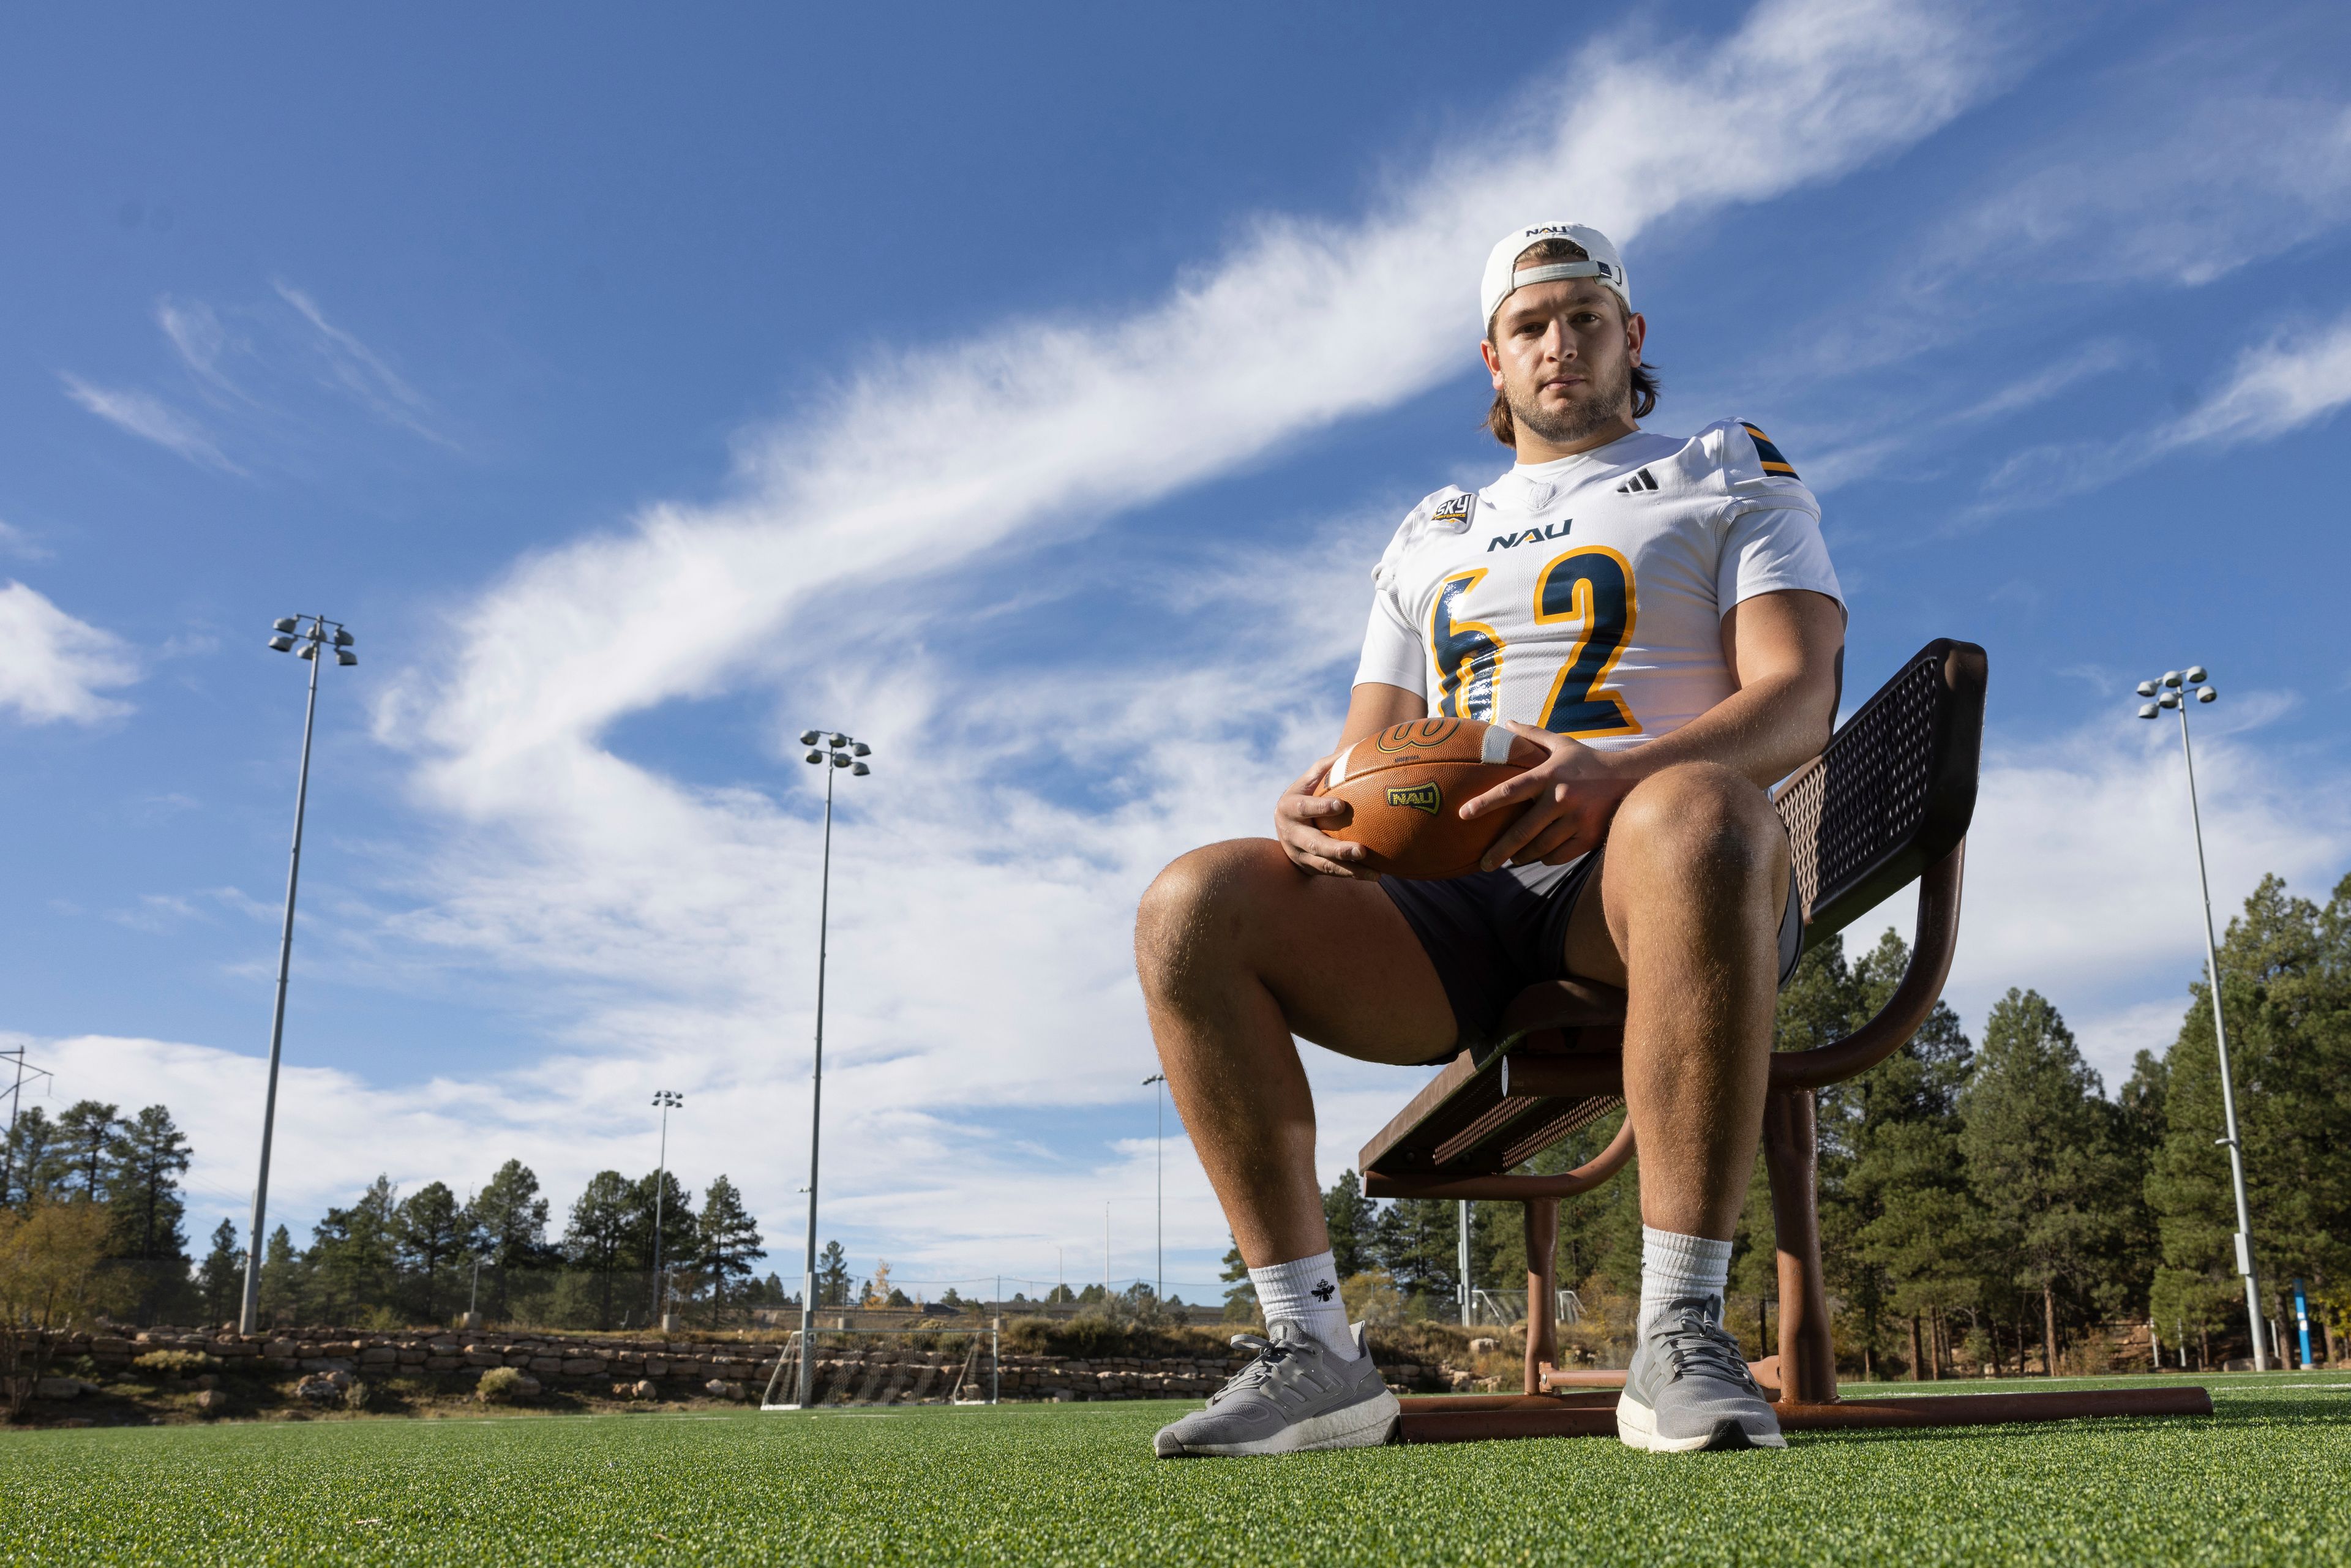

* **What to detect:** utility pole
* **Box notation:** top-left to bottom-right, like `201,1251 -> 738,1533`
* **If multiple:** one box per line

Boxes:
1,1046 -> 53,1204
793,729 -> 870,1406
2137,667 -> 2268,1370
240,613 -> 356,1335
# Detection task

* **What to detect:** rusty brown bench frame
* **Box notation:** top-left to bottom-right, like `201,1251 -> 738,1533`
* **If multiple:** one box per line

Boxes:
1357,640 -> 2212,1439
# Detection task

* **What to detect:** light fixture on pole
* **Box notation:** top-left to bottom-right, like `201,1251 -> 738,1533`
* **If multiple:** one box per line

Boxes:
651,1089 -> 684,1329
793,728 -> 872,1407
2135,665 -> 2268,1371
239,614 -> 358,1336
1143,1073 -> 1166,1305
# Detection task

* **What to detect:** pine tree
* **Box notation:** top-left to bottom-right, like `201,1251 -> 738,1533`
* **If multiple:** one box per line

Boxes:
3,1105 -> 62,1207
1370,1198 -> 1459,1308
465,1159 -> 553,1321
1322,1170 -> 1374,1278
814,1239 -> 852,1307
1842,932 -> 1980,1377
311,1176 -> 402,1324
2146,872 -> 2351,1365
394,1181 -> 479,1324
198,1219 -> 246,1325
55,1101 -> 121,1202
564,1171 -> 638,1330
1959,989 -> 2132,1375
630,1168 -> 697,1318
695,1176 -> 765,1304
257,1223 -> 306,1327
105,1105 -> 193,1261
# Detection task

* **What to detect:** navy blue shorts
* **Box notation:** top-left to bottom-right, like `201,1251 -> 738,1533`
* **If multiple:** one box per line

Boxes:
1379,852 -> 1804,1063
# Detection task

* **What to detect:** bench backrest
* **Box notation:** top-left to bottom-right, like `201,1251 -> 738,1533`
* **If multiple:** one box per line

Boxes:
1779,638 -> 1984,950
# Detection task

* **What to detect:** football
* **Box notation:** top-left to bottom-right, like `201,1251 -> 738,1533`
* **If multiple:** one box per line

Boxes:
1315,717 -> 1543,878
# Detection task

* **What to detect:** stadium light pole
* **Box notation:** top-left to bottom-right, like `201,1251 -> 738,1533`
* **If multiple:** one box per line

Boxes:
1143,1073 -> 1165,1305
2135,667 -> 2268,1371
795,729 -> 871,1406
239,614 -> 357,1336
650,1090 -> 683,1327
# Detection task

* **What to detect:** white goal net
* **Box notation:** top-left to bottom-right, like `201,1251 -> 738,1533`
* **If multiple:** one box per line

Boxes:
759,1326 -> 1000,1409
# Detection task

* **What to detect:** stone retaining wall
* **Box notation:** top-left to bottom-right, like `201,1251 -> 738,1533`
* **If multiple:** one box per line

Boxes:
34,1327 -> 1453,1402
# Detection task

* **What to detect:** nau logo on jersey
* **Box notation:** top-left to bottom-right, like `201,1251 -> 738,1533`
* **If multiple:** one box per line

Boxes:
1613,467 -> 1660,495
1487,519 -> 1573,552
1386,782 -> 1442,816
1741,422 -> 1800,479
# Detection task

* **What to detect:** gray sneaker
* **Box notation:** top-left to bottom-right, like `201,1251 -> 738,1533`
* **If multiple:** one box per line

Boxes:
1152,1321 -> 1399,1458
1616,1295 -> 1787,1452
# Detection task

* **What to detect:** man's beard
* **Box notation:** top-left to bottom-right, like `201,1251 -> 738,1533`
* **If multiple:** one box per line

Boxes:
1508,357 -> 1632,446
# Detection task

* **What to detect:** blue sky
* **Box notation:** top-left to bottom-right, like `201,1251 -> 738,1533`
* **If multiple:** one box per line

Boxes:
5,0 -> 2349,1302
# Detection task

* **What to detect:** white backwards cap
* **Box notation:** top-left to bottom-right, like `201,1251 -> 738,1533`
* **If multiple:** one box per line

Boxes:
1480,222 -> 1629,326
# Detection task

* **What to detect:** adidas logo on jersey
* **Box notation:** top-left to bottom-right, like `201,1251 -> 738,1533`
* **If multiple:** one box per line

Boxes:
1485,520 -> 1573,552
1614,468 -> 1660,494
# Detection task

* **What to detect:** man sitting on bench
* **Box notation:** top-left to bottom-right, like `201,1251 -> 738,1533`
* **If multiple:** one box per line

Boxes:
1134,222 -> 1847,1456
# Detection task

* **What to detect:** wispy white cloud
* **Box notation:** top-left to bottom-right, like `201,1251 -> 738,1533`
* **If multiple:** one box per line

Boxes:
1799,338 -> 2143,490
1979,307 -> 2351,508
157,298 -> 242,393
0,581 -> 140,725
272,282 -> 455,447
0,519 -> 51,561
69,285 -> 454,475
58,374 -> 243,474
1744,23 -> 2351,482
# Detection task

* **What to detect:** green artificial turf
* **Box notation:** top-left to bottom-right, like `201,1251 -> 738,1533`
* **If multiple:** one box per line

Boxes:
8,1372 -> 2349,1566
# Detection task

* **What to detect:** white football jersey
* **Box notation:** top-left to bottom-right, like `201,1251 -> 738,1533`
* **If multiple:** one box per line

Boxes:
1353,419 -> 1842,750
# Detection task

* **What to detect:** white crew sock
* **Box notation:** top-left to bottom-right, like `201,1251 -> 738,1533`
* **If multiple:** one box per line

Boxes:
1248,1251 -> 1355,1356
1638,1226 -> 1733,1334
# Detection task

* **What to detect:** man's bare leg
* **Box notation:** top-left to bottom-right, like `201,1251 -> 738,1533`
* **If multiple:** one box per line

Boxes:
1561,760 -> 1789,1238
1134,838 -> 1454,1267
1559,760 -> 1791,1450
1136,839 -> 1447,1457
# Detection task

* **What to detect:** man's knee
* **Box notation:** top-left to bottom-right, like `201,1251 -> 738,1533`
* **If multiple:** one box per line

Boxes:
1607,763 -> 1787,894
1134,839 -> 1289,996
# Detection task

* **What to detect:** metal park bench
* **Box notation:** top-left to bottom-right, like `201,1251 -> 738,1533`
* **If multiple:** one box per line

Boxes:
1357,639 -> 2213,1441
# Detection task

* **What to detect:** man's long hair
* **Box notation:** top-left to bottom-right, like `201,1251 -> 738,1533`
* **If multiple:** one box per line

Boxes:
1486,238 -> 1660,446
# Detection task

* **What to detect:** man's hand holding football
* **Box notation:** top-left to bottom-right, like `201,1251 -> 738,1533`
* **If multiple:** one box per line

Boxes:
1459,721 -> 1640,870
1273,756 -> 1376,879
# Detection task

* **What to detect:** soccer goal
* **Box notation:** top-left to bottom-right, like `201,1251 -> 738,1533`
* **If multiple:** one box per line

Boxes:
759,1323 -> 1000,1410
1468,1288 -> 1584,1329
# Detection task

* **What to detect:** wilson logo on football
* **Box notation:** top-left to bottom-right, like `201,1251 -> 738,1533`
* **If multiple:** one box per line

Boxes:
1374,719 -> 1463,754
1386,783 -> 1442,816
